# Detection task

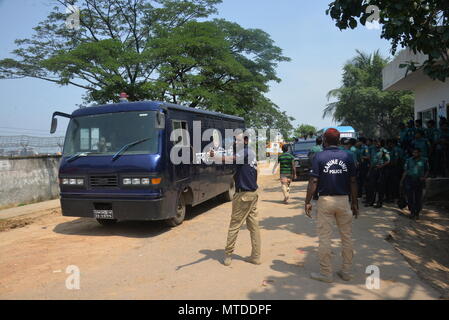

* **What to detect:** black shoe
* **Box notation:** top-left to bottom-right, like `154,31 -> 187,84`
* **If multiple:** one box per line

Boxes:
365,203 -> 373,207
374,203 -> 383,208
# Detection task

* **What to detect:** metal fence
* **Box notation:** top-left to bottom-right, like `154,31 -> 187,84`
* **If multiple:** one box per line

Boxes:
0,135 -> 65,157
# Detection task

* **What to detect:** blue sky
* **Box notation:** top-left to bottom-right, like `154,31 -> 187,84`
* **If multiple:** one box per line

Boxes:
0,0 -> 392,137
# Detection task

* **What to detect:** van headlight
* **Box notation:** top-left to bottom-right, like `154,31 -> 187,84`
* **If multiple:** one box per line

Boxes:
60,177 -> 84,186
122,177 -> 161,186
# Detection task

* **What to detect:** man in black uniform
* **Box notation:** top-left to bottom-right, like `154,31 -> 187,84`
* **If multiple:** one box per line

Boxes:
210,133 -> 261,266
305,128 -> 358,283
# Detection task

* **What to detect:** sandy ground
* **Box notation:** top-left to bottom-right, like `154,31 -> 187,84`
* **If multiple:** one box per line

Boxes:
0,173 -> 444,300
387,205 -> 449,298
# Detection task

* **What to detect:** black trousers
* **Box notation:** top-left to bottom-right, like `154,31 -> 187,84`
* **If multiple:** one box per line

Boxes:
385,164 -> 401,201
358,161 -> 369,198
366,167 -> 386,205
405,177 -> 424,217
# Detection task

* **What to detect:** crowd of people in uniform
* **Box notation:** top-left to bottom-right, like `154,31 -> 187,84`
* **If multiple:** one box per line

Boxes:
309,117 -> 449,220
206,122 -> 448,283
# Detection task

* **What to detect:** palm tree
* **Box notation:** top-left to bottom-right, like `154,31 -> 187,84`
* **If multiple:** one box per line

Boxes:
322,50 -> 412,138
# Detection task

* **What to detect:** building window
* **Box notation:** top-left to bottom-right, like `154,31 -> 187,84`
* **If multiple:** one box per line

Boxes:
419,107 -> 437,127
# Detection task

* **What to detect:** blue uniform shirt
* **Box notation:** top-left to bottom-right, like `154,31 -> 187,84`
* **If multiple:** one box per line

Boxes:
310,146 -> 356,196
234,146 -> 258,191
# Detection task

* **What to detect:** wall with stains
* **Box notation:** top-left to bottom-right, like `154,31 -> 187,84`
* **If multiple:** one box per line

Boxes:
0,156 -> 61,208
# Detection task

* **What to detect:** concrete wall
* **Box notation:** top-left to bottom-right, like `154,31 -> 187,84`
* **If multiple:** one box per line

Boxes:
382,49 -> 428,91
414,80 -> 449,117
0,156 -> 61,208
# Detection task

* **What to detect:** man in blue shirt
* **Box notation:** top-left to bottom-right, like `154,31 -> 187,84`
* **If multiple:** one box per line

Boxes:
305,128 -> 358,283
386,139 -> 404,202
405,120 -> 417,156
365,140 -> 390,208
210,133 -> 261,266
399,122 -> 408,149
400,148 -> 429,221
426,120 -> 440,177
357,137 -> 370,199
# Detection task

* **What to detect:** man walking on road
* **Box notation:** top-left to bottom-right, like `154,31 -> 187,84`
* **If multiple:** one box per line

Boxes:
304,128 -> 359,283
272,144 -> 296,204
210,133 -> 261,267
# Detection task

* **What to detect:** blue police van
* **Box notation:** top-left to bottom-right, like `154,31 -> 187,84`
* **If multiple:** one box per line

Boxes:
50,101 -> 244,227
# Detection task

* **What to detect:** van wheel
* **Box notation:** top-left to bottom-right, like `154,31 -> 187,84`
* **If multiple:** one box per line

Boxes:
221,181 -> 235,202
166,194 -> 186,227
96,219 -> 118,226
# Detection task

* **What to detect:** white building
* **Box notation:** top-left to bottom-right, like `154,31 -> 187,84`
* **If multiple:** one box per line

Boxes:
383,49 -> 449,126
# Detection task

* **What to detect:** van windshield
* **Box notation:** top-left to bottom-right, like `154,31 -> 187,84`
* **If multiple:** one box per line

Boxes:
63,111 -> 159,157
293,142 -> 315,152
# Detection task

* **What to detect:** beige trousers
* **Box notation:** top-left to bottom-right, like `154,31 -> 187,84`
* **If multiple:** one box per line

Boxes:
316,196 -> 353,277
280,176 -> 291,199
225,191 -> 261,258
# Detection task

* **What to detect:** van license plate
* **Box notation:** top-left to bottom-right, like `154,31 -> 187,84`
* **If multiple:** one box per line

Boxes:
94,210 -> 114,219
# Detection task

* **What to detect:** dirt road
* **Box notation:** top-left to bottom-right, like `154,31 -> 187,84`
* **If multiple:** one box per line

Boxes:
0,174 -> 441,300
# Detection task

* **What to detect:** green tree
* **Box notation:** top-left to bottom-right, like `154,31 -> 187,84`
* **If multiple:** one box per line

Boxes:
0,0 -> 292,129
326,0 -> 449,81
323,50 -> 414,138
294,124 -> 317,139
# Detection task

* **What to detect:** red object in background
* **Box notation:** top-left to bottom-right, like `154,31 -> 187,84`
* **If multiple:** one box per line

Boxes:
120,92 -> 129,98
324,128 -> 340,145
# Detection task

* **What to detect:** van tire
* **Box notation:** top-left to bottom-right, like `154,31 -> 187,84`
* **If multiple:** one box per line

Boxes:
221,181 -> 235,202
96,219 -> 118,226
166,194 -> 186,227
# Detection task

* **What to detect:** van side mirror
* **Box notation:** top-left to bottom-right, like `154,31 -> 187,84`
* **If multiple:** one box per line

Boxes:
50,111 -> 72,134
50,117 -> 58,134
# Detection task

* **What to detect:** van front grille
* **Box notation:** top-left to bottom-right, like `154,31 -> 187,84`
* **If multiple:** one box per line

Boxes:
90,175 -> 118,188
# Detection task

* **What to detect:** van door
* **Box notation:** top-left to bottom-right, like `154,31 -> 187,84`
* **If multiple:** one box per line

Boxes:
171,120 -> 191,182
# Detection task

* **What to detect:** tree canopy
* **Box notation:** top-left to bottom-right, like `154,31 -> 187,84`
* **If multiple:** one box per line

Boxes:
326,0 -> 449,81
294,124 -> 317,139
323,50 -> 414,138
0,0 -> 293,129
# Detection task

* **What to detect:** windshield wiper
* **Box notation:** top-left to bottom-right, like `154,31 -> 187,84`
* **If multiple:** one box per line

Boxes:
67,152 -> 92,163
112,137 -> 152,162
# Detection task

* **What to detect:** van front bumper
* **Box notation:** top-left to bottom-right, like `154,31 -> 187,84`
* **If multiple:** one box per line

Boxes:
60,195 -> 167,221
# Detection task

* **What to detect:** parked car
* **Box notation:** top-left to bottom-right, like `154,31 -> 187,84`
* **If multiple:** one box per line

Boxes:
291,139 -> 316,180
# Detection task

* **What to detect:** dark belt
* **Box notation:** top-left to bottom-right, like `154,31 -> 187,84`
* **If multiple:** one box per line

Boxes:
236,188 -> 257,193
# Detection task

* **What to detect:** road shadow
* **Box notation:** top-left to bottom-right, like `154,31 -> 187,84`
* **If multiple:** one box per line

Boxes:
259,209 -> 316,238
249,203 -> 440,299
248,237 -> 436,300
175,249 -> 247,271
52,196 -> 227,239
